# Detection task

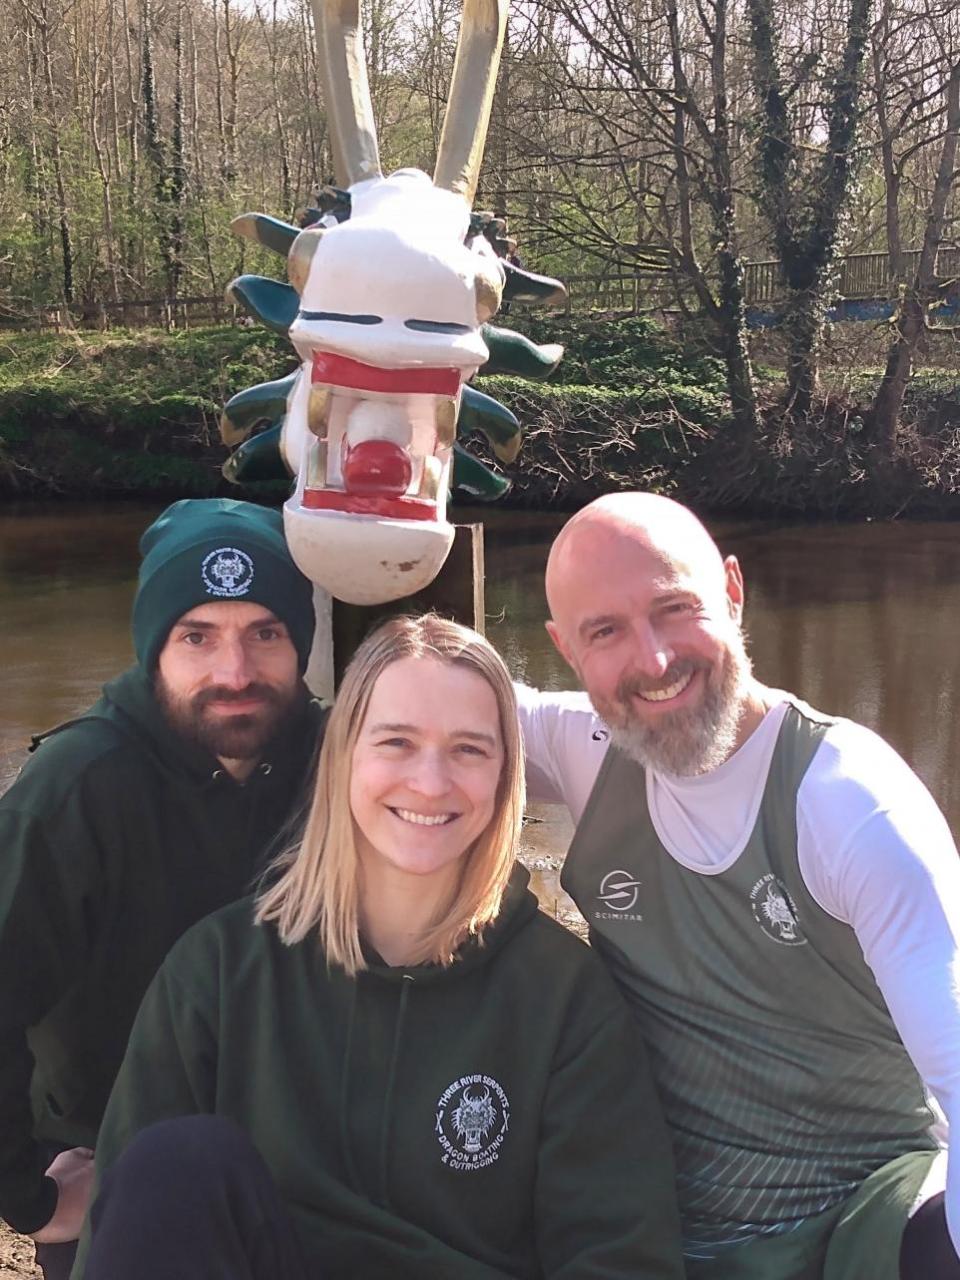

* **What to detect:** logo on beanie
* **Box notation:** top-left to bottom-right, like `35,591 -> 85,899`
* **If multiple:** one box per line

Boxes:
201,547 -> 254,598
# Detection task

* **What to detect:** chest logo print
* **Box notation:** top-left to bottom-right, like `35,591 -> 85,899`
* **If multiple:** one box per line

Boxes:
202,547 -> 254,598
593,869 -> 643,921
750,874 -> 808,946
436,1074 -> 509,1171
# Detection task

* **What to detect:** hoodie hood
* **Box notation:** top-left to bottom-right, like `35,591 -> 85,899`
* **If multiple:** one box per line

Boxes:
359,863 -> 540,986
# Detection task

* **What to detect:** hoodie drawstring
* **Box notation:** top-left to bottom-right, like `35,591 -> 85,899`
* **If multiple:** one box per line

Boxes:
378,973 -> 414,1209
338,982 -> 363,1194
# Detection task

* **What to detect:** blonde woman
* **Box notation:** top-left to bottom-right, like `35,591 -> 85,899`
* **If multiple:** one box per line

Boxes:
75,615 -> 683,1280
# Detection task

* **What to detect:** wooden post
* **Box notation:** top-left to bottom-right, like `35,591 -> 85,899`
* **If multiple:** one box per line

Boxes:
303,585 -> 335,703
330,523 -> 484,686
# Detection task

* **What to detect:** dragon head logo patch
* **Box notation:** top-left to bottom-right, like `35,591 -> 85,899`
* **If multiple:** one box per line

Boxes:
435,1074 -> 509,1172
750,874 -> 807,946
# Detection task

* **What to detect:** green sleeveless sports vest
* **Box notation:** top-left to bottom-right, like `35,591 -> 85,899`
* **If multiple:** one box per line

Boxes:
562,699 -> 937,1259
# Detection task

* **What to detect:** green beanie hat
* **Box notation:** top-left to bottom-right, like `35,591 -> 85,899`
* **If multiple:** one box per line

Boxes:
132,499 -> 315,673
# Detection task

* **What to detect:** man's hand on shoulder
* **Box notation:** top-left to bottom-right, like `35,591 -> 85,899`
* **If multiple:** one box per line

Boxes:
30,1146 -> 95,1244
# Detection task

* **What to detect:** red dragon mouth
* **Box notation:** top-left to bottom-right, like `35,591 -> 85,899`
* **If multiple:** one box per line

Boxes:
311,351 -> 461,397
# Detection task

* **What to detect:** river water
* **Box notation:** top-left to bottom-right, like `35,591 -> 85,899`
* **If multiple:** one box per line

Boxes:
3,503 -> 960,910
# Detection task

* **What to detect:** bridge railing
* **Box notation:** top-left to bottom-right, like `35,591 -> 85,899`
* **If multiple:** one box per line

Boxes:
744,247 -> 960,305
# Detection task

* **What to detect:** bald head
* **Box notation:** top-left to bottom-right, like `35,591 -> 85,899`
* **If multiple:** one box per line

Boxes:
546,493 -> 727,626
544,493 -> 759,774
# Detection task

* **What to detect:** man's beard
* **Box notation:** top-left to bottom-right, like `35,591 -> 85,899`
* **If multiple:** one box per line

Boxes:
593,628 -> 753,777
156,676 -> 307,763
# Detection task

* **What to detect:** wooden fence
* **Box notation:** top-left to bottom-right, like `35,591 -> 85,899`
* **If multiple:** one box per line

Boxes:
0,294 -> 240,333
562,271 -> 672,313
3,247 -> 958,331
743,247 -> 960,305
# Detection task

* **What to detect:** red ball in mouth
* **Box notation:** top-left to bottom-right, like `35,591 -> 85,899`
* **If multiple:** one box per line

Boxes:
341,439 -> 413,497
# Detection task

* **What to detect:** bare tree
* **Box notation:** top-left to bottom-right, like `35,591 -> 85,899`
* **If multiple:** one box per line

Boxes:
521,0 -> 761,437
745,0 -> 872,418
871,51 -> 960,445
17,0 -> 76,307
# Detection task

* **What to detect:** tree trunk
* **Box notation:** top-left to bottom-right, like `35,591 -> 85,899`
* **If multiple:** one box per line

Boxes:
781,295 -> 823,418
33,0 -> 74,308
213,0 -> 229,183
21,21 -> 49,251
872,0 -> 904,281
871,61 -> 960,448
257,0 -> 292,215
667,0 -> 760,439
746,0 -> 871,422
708,0 -> 760,438
141,0 -> 173,288
221,0 -> 242,185
90,3 -> 121,302
170,0 -> 186,297
107,0 -> 123,181
716,247 -> 762,438
122,0 -> 142,288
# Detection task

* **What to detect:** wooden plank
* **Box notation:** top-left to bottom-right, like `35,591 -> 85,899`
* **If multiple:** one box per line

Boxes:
331,523 -> 485,686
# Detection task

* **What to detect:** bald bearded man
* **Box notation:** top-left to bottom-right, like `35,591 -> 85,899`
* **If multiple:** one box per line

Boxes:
517,493 -> 960,1280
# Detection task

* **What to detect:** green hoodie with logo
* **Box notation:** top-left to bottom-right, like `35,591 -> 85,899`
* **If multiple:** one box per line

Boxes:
79,869 -> 684,1279
0,667 -> 322,1234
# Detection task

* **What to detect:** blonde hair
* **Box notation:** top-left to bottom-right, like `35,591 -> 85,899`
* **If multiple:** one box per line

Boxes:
255,614 -> 525,975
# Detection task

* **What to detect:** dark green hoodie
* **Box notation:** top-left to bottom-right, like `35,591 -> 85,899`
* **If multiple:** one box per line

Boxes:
79,868 -> 684,1279
0,667 -> 322,1234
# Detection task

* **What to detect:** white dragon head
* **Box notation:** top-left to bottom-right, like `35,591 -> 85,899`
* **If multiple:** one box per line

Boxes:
276,0 -> 508,605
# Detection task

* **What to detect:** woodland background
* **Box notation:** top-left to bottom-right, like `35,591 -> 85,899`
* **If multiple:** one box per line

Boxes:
2,0 -> 960,503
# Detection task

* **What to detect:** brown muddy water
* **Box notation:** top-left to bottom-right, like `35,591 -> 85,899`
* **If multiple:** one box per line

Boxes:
3,503 -> 960,919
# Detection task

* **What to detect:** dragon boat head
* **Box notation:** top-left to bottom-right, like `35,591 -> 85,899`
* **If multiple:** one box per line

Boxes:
280,0 -> 508,605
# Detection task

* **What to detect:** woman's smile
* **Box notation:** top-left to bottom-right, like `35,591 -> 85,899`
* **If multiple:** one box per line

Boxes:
390,807 -> 459,827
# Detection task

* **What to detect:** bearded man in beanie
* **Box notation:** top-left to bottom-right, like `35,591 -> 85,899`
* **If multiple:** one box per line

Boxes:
0,498 -> 323,1279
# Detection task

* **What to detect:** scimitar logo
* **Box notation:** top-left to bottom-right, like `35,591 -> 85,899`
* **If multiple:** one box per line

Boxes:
595,869 -> 643,920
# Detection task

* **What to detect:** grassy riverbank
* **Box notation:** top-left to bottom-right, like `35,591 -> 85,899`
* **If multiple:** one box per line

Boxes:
2,320 -> 960,517
0,326 -> 291,498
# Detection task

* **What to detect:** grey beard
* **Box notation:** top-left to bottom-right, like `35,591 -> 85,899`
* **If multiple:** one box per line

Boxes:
605,633 -> 753,777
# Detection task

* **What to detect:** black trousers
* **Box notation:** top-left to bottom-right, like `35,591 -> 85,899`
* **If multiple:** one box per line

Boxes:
59,1115 -> 960,1280
34,1239 -> 77,1280
83,1115 -> 315,1280
900,1191 -> 960,1280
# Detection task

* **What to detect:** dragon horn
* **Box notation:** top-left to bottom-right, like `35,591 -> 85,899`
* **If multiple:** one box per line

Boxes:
310,0 -> 382,188
433,0 -> 509,204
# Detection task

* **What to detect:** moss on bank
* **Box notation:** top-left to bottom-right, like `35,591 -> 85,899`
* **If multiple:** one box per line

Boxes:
0,327 -> 292,498
2,320 -> 960,517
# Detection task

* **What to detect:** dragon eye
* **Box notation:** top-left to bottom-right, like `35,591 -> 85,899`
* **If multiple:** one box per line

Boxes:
404,319 -> 472,334
299,311 -> 383,324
